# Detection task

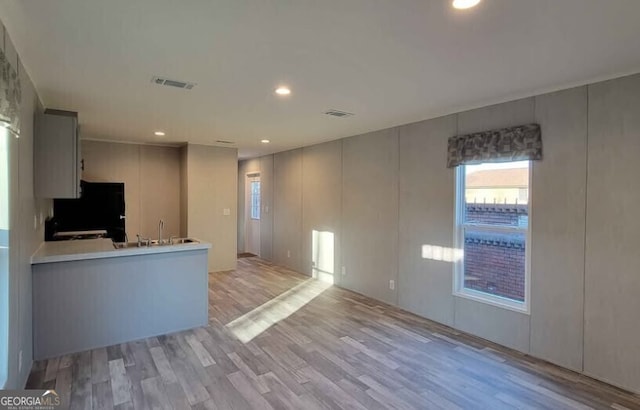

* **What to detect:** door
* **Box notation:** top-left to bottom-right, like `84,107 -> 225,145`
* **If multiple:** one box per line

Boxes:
245,173 -> 261,256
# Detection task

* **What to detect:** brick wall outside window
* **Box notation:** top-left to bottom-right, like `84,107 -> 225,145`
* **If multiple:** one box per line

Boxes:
463,204 -> 527,302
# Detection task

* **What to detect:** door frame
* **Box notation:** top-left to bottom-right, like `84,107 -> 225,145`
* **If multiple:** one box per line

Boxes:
244,172 -> 261,256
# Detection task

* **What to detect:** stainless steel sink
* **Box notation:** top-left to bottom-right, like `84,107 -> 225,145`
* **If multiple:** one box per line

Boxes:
113,238 -> 199,249
170,238 -> 197,244
113,242 -> 139,249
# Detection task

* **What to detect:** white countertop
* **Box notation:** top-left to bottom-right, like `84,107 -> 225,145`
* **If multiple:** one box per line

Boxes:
31,238 -> 211,264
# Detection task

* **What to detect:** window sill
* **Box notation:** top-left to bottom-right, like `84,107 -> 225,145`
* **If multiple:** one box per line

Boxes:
453,289 -> 530,315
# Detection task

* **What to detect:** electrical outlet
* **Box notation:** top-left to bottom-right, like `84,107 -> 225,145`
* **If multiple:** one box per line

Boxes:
223,208 -> 231,216
18,350 -> 23,373
389,280 -> 395,290
341,266 -> 346,276
287,250 -> 291,258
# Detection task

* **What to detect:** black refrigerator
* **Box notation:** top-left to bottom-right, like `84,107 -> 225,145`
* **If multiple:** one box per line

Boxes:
48,180 -> 126,242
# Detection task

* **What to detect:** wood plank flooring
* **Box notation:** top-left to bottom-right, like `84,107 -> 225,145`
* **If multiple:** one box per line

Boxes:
27,257 -> 640,409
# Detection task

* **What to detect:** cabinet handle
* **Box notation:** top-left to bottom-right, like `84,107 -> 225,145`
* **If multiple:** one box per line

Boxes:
81,159 -> 85,171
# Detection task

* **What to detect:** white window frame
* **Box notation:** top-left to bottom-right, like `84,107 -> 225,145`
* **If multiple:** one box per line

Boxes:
0,127 -> 10,387
453,161 -> 532,314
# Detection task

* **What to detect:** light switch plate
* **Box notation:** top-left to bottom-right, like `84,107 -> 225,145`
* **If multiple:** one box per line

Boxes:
223,208 -> 230,216
389,280 -> 395,290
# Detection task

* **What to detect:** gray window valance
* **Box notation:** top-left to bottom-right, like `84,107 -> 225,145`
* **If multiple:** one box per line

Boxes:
0,46 -> 21,136
447,123 -> 542,168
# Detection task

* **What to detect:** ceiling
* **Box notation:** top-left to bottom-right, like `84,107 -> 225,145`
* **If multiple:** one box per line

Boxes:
2,0 -> 640,159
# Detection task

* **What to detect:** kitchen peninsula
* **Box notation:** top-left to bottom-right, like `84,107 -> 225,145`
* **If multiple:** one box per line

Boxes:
31,238 -> 211,359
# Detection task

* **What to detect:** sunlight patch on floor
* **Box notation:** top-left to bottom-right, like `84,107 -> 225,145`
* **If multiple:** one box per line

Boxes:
226,278 -> 332,343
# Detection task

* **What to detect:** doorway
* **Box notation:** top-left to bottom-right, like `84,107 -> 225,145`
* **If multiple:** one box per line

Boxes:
244,173 -> 261,256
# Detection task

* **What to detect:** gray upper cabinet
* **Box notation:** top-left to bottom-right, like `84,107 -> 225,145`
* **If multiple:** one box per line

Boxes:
35,109 -> 81,198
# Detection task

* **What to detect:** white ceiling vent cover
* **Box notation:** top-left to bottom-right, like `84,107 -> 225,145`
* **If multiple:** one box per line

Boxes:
324,109 -> 354,118
152,76 -> 196,90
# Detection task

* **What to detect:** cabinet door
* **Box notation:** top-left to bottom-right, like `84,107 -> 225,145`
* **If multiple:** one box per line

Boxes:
35,112 -> 79,198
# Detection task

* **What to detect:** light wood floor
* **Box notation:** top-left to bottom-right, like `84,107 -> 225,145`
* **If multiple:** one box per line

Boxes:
28,257 -> 640,409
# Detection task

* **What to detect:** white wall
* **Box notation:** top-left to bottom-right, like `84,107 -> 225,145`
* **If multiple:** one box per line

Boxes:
82,141 -> 182,241
1,19 -> 52,388
185,144 -> 238,272
239,72 -> 640,394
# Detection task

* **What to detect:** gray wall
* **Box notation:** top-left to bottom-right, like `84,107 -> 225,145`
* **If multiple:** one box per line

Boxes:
238,72 -> 640,394
1,19 -> 52,388
452,98 -> 534,353
82,141 -> 182,241
342,129 -> 399,304
584,75 -> 640,390
32,250 -> 208,360
273,149 -> 303,272
83,141 -> 238,272
398,115 -> 456,327
530,87 -> 587,372
301,140 -> 342,282
185,144 -> 238,272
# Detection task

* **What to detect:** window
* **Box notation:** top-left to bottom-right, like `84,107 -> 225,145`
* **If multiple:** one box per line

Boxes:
250,180 -> 260,220
0,127 -> 9,386
454,160 -> 530,311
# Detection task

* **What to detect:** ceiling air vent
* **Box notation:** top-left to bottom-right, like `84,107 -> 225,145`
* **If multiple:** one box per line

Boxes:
216,140 -> 235,144
152,76 -> 196,90
324,109 -> 354,118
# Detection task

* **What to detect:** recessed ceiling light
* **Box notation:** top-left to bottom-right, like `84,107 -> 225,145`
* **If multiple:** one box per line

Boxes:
452,0 -> 481,9
154,131 -> 165,136
275,87 -> 291,96
261,139 -> 270,144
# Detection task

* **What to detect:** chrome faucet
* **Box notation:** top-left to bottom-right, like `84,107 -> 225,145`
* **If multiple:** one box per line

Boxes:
158,219 -> 165,244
